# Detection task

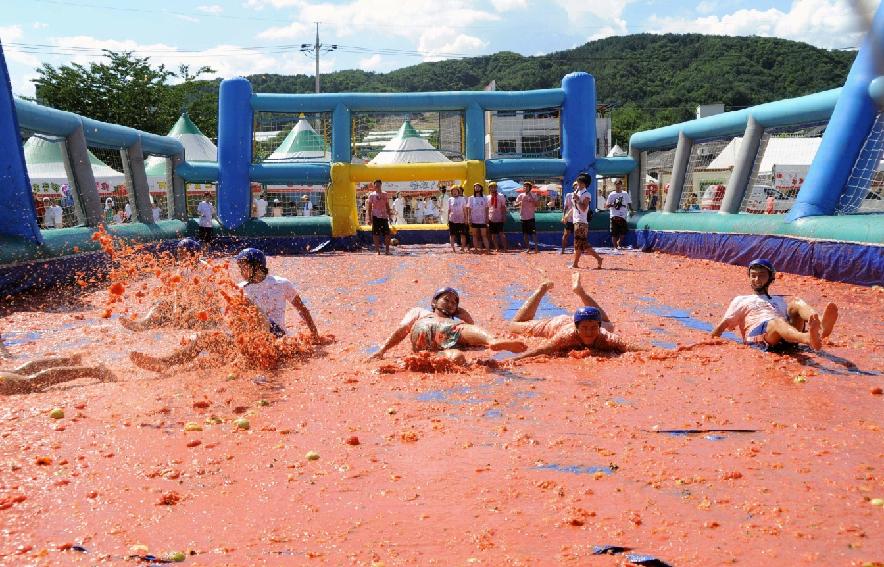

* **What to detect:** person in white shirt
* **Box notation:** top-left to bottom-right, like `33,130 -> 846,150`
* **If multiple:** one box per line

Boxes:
152,203 -> 162,223
41,198 -> 54,228
393,193 -> 406,225
272,199 -> 284,217
570,173 -> 603,269
50,202 -> 63,228
253,195 -> 268,218
129,247 -> 321,373
424,197 -> 440,223
712,259 -> 838,351
196,196 -> 215,243
301,195 -> 314,216
465,183 -> 491,253
112,208 -> 125,225
439,186 -> 450,225
446,186 -> 468,252
414,198 -> 426,224
124,201 -> 133,222
605,179 -> 633,249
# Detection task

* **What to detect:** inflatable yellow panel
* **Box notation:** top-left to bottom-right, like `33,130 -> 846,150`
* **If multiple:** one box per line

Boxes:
329,163 -> 358,237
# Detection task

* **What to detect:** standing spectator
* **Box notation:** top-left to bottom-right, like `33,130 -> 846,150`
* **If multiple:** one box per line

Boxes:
112,207 -> 126,225
605,179 -> 633,249
439,186 -> 449,225
152,201 -> 162,223
366,179 -> 392,255
466,183 -> 490,254
487,182 -> 508,252
103,197 -> 115,224
424,197 -> 440,224
301,195 -> 314,216
765,194 -> 776,214
49,200 -> 63,228
272,199 -> 284,217
124,200 -> 133,222
393,192 -> 406,225
196,194 -> 215,244
446,186 -> 468,253
414,197 -> 426,224
515,181 -> 540,253
38,197 -> 50,228
570,173 -> 603,269
561,181 -> 576,254
254,194 -> 268,218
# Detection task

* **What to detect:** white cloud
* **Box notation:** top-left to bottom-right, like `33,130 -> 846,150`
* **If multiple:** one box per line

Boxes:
49,36 -> 320,80
196,4 -> 224,14
257,21 -> 309,39
553,0 -> 631,22
649,0 -> 874,49
696,1 -> 716,14
0,25 -> 40,68
490,0 -> 528,11
244,0 -> 301,8
588,19 -> 628,42
175,14 -> 200,23
32,22 -> 49,30
417,27 -> 487,61
359,53 -> 383,70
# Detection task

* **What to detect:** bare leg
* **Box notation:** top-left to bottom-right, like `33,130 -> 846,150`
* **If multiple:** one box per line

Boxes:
384,233 -> 392,255
512,281 -> 554,323
130,332 -> 233,372
480,228 -> 491,253
372,233 -> 381,254
26,365 -> 116,392
571,272 -> 610,322
561,231 -> 567,254
14,354 -> 84,375
449,234 -> 457,253
500,232 -> 508,252
471,228 -> 484,253
764,317 -> 821,350
459,233 -> 468,252
586,244 -> 603,269
532,234 -> 539,253
457,324 -> 527,352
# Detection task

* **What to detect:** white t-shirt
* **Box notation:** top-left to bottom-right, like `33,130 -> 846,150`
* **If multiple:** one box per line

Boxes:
448,196 -> 466,223
51,205 -> 63,227
721,294 -> 789,340
302,201 -> 313,216
239,275 -> 300,332
124,203 -> 133,220
440,194 -> 449,221
254,198 -> 268,218
570,189 -> 591,224
606,191 -> 632,219
152,206 -> 161,223
467,196 -> 488,224
197,201 -> 214,228
393,197 -> 406,215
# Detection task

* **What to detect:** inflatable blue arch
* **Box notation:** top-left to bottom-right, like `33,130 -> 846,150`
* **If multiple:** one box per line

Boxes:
0,5 -> 882,292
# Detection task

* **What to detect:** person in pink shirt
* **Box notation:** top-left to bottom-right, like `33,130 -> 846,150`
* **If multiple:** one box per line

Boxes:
487,182 -> 509,252
446,186 -> 468,252
366,179 -> 393,255
711,259 -> 838,351
515,181 -> 540,253
465,183 -> 491,254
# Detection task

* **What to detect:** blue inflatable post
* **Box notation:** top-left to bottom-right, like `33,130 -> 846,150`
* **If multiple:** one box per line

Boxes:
561,73 -> 597,207
787,5 -> 884,220
217,78 -> 253,229
0,41 -> 41,243
331,103 -> 351,163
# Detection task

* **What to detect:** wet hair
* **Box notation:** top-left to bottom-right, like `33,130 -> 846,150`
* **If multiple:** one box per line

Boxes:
576,173 -> 591,186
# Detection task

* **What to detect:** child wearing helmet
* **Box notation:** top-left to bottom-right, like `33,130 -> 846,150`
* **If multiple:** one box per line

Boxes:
509,273 -> 638,361
120,238 -> 219,332
711,258 -> 838,350
369,287 -> 527,364
235,248 -> 318,339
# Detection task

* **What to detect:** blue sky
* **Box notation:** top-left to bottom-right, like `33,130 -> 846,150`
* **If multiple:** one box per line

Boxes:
1,0 -> 879,97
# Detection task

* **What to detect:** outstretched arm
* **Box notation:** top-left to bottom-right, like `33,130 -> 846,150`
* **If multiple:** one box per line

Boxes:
291,295 -> 319,337
511,335 -> 572,361
371,322 -> 411,359
710,318 -> 732,337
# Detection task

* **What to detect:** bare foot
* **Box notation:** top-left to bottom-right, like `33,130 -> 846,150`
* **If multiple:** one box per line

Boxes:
489,339 -> 527,353
129,351 -> 166,373
571,272 -> 582,294
821,303 -> 838,339
807,314 -> 822,350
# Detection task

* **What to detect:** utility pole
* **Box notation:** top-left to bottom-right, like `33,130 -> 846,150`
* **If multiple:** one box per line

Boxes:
300,22 -> 337,93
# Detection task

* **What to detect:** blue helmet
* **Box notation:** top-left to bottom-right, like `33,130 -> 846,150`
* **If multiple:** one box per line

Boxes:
176,237 -> 202,257
748,258 -> 776,280
432,287 -> 459,304
573,306 -> 602,325
236,247 -> 267,270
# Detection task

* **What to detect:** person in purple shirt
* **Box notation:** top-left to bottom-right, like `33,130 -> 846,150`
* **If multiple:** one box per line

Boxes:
487,182 -> 509,252
515,181 -> 540,253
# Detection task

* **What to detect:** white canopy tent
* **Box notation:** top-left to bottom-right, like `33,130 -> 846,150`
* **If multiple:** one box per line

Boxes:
368,119 -> 452,192
262,117 -> 330,193
145,113 -> 217,192
25,135 -> 125,196
706,136 -> 884,173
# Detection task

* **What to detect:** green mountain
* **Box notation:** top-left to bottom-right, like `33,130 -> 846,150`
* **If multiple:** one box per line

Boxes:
246,34 -> 855,146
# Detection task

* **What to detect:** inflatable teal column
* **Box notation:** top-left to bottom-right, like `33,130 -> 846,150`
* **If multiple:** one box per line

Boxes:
787,4 -> 884,220
0,41 -> 41,243
217,78 -> 253,229
561,73 -> 597,207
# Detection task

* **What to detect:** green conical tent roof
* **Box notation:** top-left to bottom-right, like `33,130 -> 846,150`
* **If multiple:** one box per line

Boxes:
266,118 -> 328,161
167,113 -> 205,137
24,135 -> 106,166
145,113 -> 218,177
395,119 -> 422,140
